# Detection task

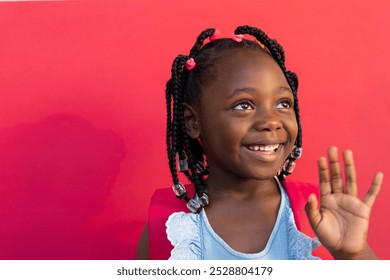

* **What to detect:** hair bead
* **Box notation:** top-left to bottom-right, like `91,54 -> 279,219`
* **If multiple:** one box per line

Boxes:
186,58 -> 196,70
283,160 -> 296,174
187,199 -> 202,213
199,193 -> 209,207
232,33 -> 245,42
178,159 -> 188,172
291,146 -> 303,159
172,183 -> 187,198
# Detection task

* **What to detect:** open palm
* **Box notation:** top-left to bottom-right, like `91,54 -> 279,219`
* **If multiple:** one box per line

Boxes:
305,147 -> 383,259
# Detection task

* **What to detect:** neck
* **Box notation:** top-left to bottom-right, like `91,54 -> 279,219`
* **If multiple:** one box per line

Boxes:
205,170 -> 279,202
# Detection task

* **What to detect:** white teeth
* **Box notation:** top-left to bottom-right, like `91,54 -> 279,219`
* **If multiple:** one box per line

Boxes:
247,144 -> 280,151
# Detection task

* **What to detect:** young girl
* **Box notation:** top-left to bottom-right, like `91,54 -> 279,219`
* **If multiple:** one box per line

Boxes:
137,25 -> 383,260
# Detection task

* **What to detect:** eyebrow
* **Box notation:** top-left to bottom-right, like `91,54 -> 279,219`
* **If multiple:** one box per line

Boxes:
226,86 -> 292,100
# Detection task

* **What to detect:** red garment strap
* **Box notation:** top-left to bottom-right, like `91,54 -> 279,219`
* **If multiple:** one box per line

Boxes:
283,180 -> 317,236
148,181 -> 332,259
283,180 -> 332,259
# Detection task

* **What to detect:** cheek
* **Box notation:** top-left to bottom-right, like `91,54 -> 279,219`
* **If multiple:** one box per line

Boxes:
287,118 -> 298,143
200,119 -> 245,151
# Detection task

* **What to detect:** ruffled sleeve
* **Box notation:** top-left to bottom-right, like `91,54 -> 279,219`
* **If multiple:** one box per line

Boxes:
165,211 -> 202,260
286,206 -> 321,260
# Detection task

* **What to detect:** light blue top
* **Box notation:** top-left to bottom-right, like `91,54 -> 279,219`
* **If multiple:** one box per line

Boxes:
166,179 -> 320,260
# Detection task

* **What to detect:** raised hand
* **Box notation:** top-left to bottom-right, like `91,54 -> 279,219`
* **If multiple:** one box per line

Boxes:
305,146 -> 383,259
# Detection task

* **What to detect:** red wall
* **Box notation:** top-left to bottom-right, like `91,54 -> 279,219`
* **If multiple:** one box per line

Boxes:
0,0 -> 389,259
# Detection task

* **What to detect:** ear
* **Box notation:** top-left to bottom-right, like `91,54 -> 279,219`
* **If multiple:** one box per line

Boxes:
183,103 -> 200,139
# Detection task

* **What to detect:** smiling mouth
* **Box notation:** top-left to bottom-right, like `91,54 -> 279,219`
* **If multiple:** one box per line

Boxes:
245,144 -> 282,152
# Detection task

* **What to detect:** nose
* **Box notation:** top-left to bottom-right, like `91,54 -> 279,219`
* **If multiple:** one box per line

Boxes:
253,107 -> 282,132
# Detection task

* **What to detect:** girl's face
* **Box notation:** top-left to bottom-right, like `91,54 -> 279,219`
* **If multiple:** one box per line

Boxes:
186,49 -> 298,182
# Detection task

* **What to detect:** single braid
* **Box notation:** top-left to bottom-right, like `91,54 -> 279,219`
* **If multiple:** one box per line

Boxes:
182,132 -> 207,198
166,56 -> 186,185
189,28 -> 216,58
235,26 -> 287,73
183,29 -> 218,200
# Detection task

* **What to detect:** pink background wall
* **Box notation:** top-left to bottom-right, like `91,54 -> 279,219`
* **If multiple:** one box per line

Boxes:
0,0 -> 389,259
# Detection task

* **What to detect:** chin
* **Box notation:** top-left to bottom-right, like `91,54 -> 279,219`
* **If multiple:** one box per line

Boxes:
240,168 -> 282,181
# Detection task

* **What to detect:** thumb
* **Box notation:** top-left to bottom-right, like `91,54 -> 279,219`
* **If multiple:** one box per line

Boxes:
305,193 -> 321,230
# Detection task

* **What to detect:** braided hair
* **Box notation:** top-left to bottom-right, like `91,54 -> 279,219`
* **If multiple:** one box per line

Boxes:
165,25 -> 302,213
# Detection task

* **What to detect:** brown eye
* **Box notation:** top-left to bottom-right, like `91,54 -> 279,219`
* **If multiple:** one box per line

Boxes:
233,101 -> 254,111
276,100 -> 292,109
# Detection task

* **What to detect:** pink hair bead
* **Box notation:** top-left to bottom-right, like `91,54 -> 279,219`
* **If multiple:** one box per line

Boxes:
232,33 -> 245,42
186,58 -> 196,70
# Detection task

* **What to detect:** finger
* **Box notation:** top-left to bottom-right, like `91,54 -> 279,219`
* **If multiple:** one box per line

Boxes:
305,194 -> 321,230
328,146 -> 344,193
318,156 -> 332,196
343,149 -> 358,196
362,172 -> 383,208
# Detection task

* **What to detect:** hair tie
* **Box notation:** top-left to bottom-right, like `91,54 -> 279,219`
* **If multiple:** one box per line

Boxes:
232,33 -> 244,42
257,41 -> 266,49
256,41 -> 270,54
210,29 -> 221,42
186,58 -> 196,70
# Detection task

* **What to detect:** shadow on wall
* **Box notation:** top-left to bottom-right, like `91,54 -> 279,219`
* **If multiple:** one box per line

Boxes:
0,114 -> 136,259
